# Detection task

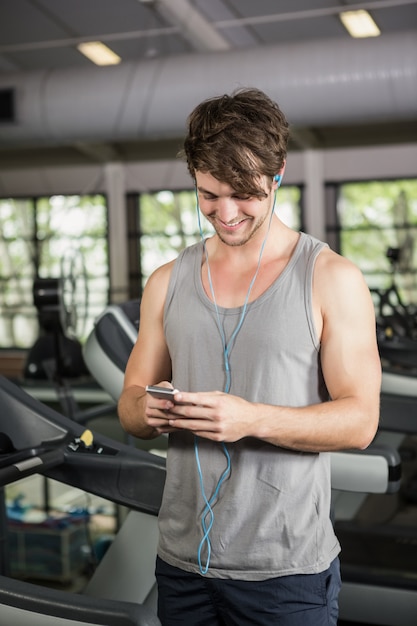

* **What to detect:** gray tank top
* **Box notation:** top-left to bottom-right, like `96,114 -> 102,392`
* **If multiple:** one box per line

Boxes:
158,232 -> 340,580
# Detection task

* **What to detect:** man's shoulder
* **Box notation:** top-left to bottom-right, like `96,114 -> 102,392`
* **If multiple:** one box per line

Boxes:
314,246 -> 366,302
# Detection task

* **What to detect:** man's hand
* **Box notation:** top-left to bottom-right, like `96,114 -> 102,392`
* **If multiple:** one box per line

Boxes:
145,382 -> 184,434
147,390 -> 253,442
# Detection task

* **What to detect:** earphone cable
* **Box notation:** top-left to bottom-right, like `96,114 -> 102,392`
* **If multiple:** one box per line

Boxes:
194,185 -> 277,573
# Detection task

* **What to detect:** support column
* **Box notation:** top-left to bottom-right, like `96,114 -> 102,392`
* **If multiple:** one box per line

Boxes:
303,149 -> 326,242
105,162 -> 129,303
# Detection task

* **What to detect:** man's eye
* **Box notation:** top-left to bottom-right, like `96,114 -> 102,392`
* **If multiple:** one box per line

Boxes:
233,195 -> 251,201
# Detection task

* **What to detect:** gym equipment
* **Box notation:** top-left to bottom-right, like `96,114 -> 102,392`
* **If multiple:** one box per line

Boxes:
332,244 -> 417,624
83,301 -> 139,403
26,248 -> 90,382
0,374 -> 164,625
334,360 -> 417,624
372,246 -> 417,369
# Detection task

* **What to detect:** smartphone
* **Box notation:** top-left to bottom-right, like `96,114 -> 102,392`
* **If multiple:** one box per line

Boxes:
146,385 -> 179,400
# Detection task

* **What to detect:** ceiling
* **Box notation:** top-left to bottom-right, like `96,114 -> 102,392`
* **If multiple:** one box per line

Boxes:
1,0 -> 417,168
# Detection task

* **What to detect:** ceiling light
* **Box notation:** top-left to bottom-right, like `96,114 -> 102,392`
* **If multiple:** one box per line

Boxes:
77,41 -> 121,66
339,10 -> 381,38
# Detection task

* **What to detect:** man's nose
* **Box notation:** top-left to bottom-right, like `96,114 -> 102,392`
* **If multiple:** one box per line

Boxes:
215,197 -> 239,222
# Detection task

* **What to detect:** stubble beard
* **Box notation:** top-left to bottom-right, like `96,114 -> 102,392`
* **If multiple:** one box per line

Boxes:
214,210 -> 270,247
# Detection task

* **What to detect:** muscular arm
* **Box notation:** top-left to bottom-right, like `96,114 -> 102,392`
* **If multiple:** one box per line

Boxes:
117,262 -> 173,439
249,251 -> 381,450
157,250 -> 381,452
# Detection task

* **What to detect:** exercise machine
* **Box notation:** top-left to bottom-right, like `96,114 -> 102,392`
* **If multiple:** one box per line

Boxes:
83,300 -> 140,403
334,374 -> 417,625
0,374 -> 164,625
335,336 -> 417,622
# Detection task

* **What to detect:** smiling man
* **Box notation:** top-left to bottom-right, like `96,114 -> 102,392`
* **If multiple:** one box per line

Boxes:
118,88 -> 381,626
196,173 -> 273,246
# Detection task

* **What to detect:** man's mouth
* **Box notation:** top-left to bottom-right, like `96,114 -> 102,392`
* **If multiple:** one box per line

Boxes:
218,218 -> 247,229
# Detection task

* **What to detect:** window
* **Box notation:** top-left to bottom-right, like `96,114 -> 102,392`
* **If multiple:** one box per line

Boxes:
332,180 -> 417,304
0,195 -> 109,349
128,186 -> 303,296
326,178 -> 417,340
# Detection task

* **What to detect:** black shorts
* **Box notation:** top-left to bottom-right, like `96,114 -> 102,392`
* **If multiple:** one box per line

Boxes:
155,556 -> 341,626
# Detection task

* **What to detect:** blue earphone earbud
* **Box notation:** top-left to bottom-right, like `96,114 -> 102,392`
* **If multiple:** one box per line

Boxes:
274,174 -> 282,186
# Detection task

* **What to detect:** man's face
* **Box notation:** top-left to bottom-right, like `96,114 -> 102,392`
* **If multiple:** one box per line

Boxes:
195,171 -> 276,247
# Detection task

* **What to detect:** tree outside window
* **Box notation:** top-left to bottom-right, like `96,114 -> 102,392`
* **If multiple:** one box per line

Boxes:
0,195 -> 109,349
337,180 -> 417,306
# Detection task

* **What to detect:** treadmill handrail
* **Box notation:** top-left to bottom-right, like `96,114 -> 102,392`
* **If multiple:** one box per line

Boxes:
0,574 -> 160,626
0,375 -> 166,513
331,444 -> 401,493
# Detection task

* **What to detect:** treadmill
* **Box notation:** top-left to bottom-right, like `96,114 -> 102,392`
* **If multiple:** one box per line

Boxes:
0,373 -> 164,626
335,334 -> 417,626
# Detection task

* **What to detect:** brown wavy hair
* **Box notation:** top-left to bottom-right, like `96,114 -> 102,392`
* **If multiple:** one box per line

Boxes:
181,88 -> 290,196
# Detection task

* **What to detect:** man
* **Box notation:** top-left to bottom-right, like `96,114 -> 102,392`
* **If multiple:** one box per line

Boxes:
118,88 -> 381,625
